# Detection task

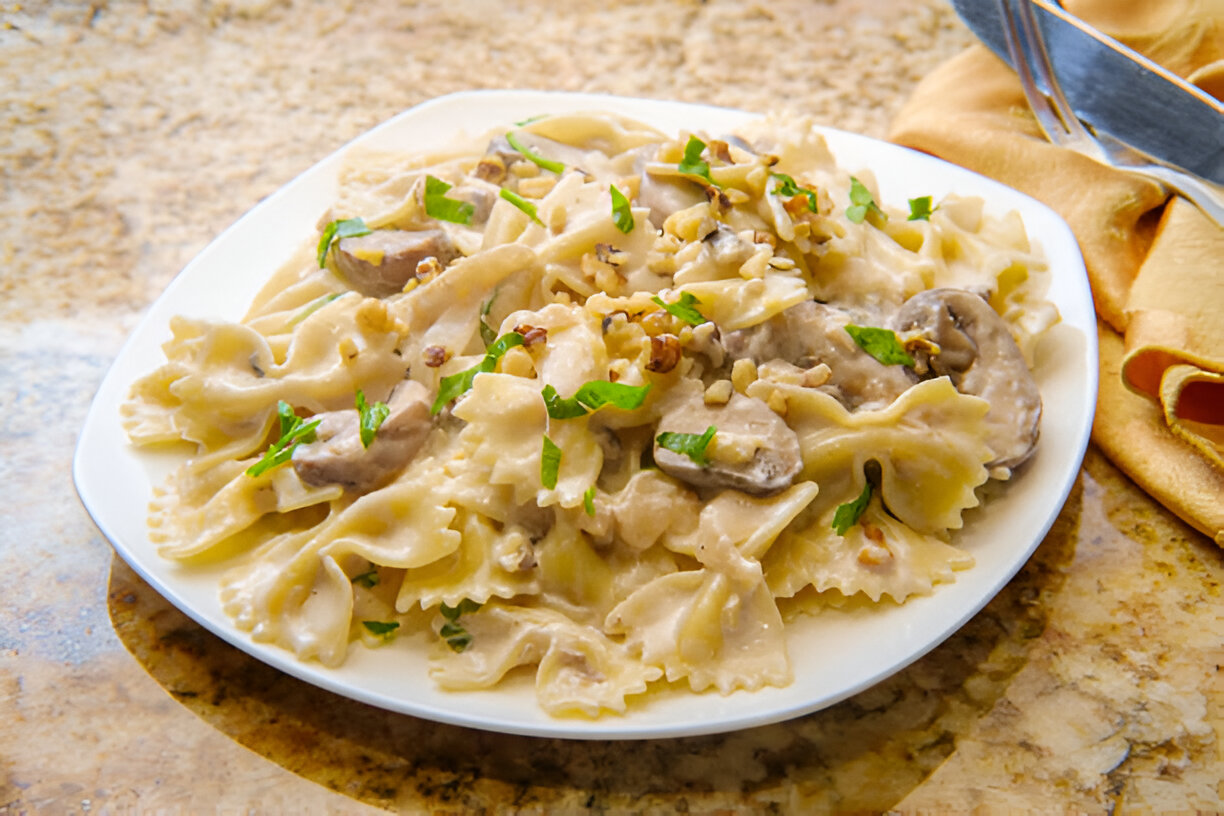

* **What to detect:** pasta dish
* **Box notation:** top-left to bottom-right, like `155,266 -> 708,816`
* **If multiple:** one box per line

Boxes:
121,111 -> 1058,718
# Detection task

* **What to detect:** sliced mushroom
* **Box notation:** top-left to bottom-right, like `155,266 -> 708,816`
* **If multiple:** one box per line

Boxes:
291,381 -> 433,491
890,288 -> 1041,470
653,384 -> 801,496
334,229 -> 458,297
636,165 -> 706,229
723,301 -> 915,410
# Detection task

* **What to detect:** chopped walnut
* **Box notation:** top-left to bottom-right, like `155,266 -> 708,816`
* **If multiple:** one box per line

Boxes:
731,357 -> 758,393
647,333 -> 681,373
709,138 -> 734,164
423,345 -> 450,367
474,155 -> 506,184
857,523 -> 892,566
594,243 -> 626,266
513,324 -> 548,347
704,379 -> 733,405
415,256 -> 444,282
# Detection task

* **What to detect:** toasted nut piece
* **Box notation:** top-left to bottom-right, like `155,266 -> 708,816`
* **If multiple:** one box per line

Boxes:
518,175 -> 557,198
647,333 -> 681,373
704,379 -> 733,405
512,324 -> 548,347
595,243 -> 626,266
474,155 -> 506,184
423,345 -> 450,367
731,358 -> 758,393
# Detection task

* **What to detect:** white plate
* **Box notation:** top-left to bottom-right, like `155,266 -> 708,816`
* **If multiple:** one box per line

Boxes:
74,91 -> 1097,740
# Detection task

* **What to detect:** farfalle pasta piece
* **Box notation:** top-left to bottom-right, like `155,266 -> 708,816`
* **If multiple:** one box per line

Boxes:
605,569 -> 792,694
221,530 -> 356,667
430,603 -> 661,717
453,372 -> 602,510
395,509 -> 540,612
751,377 -> 994,533
149,457 -> 341,560
765,487 -> 974,602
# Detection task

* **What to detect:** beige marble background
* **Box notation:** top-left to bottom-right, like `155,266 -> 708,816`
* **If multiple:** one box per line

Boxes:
3,0 -> 1223,812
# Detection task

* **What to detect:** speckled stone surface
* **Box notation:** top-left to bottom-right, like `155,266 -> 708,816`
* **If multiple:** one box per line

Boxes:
3,1 -> 1223,813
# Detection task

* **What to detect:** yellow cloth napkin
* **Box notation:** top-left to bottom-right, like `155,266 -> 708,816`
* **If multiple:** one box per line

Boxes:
889,0 -> 1224,545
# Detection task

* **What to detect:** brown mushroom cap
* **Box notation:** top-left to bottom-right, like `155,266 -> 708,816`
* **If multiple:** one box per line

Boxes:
292,381 -> 433,492
653,385 -> 801,496
891,288 -> 1042,470
334,229 -> 458,298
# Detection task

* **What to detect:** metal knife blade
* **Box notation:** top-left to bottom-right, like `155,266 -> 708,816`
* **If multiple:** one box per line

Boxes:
950,0 -> 1224,185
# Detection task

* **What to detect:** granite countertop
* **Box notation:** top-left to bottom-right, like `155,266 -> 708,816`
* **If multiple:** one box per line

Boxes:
3,1 -> 1223,812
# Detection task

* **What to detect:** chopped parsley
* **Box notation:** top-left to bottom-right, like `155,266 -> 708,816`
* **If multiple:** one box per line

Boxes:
844,325 -> 915,367
351,569 -> 380,589
677,135 -> 717,186
499,187 -> 543,225
655,425 -> 717,467
355,389 -> 390,449
430,331 -> 526,415
316,217 -> 371,267
362,620 -> 400,638
651,291 -> 707,326
542,381 -> 652,419
439,599 -> 481,652
505,130 -> 565,174
609,184 -> 634,233
907,195 -> 934,221
514,113 -> 549,127
832,482 -> 872,536
771,172 -> 819,212
583,485 -> 596,516
846,177 -> 886,224
479,292 -> 498,348
541,434 -> 562,489
245,401 -> 321,477
424,175 -> 475,225
288,292 -> 342,327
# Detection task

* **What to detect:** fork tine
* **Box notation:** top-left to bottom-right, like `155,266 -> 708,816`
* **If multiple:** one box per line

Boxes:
999,0 -> 1106,160
997,0 -> 1224,226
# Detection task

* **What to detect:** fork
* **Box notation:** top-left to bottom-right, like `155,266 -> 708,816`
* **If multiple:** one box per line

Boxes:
998,0 -> 1224,227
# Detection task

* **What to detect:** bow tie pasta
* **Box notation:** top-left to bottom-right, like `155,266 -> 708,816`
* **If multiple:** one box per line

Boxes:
123,111 -> 1057,718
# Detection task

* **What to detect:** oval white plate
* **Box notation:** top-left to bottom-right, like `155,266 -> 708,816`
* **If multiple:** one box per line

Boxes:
75,90 -> 1097,740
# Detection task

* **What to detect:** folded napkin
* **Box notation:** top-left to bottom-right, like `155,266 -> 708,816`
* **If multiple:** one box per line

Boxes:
889,0 -> 1224,545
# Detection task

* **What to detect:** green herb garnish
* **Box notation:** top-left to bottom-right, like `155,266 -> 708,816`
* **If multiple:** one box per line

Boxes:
583,485 -> 596,516
351,569 -> 380,589
362,620 -> 400,638
651,291 -> 707,326
499,187 -> 543,225
677,135 -> 717,186
246,401 -> 321,477
832,482 -> 872,536
355,389 -> 390,449
439,599 -> 481,653
907,196 -> 934,221
542,381 -> 652,419
514,113 -> 549,127
655,425 -> 717,467
771,172 -> 818,212
424,175 -> 475,225
505,130 -> 565,174
430,331 -> 526,415
288,292 -> 342,327
609,184 -> 634,233
479,291 -> 498,348
846,177 -> 886,224
541,434 -> 562,489
316,217 -> 371,267
844,325 -> 915,367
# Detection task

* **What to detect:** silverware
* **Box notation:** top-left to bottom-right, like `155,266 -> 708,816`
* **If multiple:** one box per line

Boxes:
994,0 -> 1224,226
